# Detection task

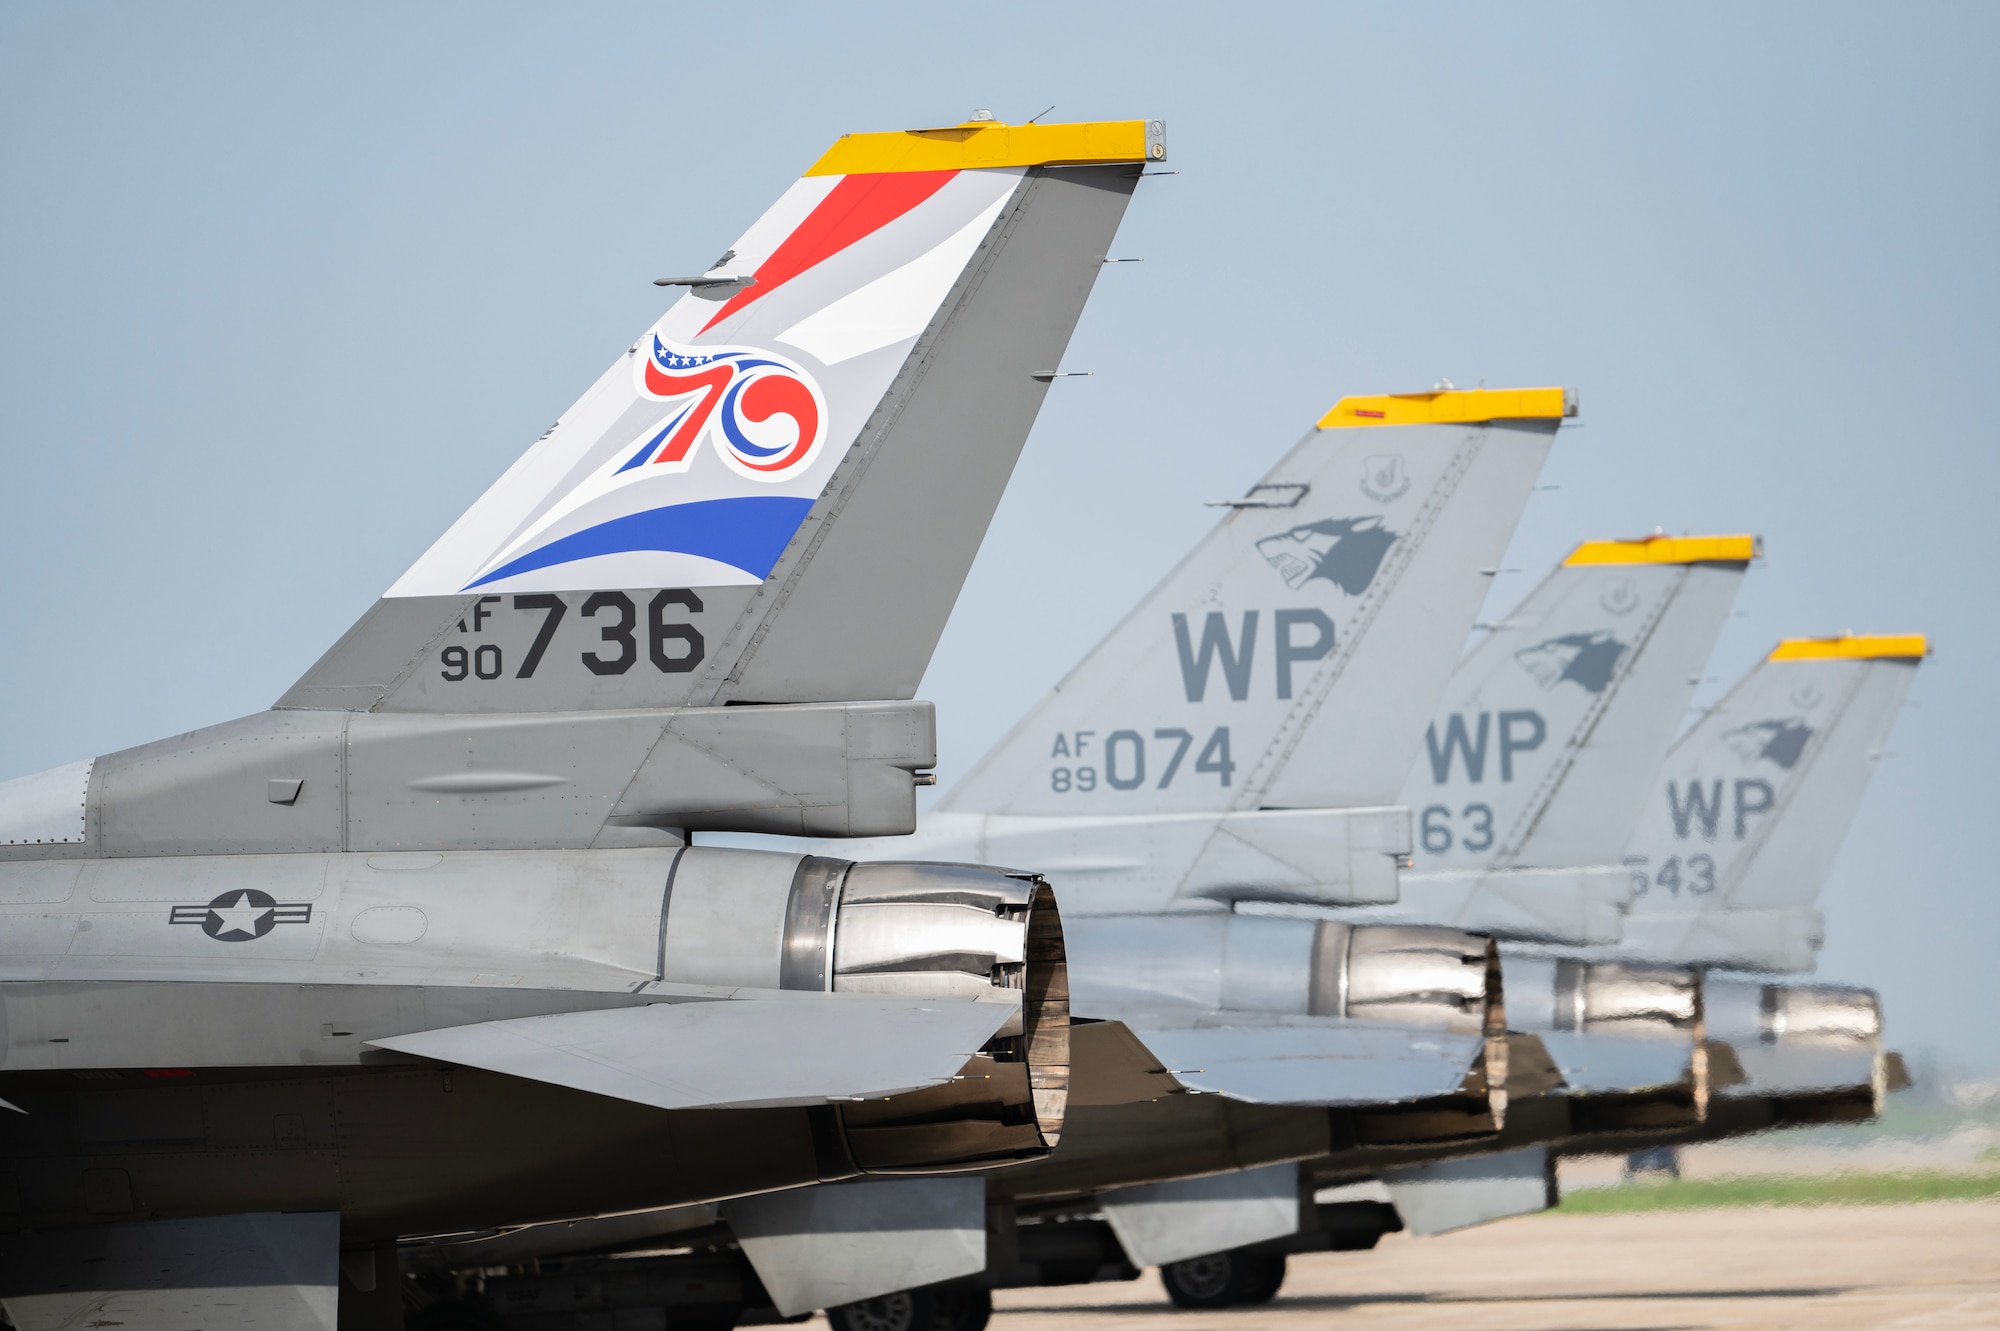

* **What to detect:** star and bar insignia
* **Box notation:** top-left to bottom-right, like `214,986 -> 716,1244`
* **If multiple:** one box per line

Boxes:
169,889 -> 313,942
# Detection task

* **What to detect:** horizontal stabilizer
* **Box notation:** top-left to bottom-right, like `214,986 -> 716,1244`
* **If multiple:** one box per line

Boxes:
369,993 -> 1012,1110
1127,1020 -> 1485,1106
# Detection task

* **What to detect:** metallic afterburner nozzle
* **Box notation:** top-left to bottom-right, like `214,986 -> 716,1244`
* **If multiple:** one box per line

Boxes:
662,850 -> 1068,1172
828,862 -> 1069,1171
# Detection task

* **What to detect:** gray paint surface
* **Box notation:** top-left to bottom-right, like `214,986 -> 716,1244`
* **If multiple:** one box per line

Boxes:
726,1178 -> 986,1316
369,992 -> 1013,1110
1098,1161 -> 1300,1268
724,167 -> 1141,705
1617,653 -> 1920,971
1401,556 -> 1747,873
1533,1031 -> 1693,1094
0,1211 -> 337,1331
1128,1022 -> 1484,1106
1381,1147 -> 1553,1236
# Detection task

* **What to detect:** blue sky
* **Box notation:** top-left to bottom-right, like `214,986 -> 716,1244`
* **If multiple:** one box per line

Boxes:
3,2 -> 1994,1068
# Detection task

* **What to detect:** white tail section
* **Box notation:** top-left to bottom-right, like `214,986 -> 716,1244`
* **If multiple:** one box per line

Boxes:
278,119 -> 1161,713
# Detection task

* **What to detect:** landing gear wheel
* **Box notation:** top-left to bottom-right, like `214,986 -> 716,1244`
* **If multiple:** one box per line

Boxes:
1159,1252 -> 1241,1310
1234,1252 -> 1287,1305
930,1286 -> 992,1331
827,1289 -> 938,1331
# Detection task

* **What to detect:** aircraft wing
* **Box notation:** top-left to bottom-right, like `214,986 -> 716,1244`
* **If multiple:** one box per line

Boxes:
369,993 -> 1013,1110
1124,1018 -> 1485,1106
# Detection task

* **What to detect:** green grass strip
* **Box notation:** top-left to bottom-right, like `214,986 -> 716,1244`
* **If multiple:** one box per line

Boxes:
1556,1170 -> 2000,1213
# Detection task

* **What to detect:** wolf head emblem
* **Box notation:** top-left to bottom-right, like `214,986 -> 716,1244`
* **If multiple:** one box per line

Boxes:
1514,630 -> 1629,694
1256,515 -> 1399,594
1724,718 -> 1814,770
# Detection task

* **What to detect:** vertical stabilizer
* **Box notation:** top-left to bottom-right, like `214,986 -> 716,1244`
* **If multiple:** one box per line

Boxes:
1403,535 -> 1757,871
1618,634 -> 1926,970
1356,536 -> 1754,942
940,388 -> 1573,818
278,118 -> 1164,714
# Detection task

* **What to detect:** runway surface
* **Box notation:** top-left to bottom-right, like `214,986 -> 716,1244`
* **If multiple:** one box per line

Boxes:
987,1200 -> 2000,1329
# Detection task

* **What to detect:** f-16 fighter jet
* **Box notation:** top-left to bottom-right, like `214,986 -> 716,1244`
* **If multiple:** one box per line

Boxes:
0,114 -> 1170,1331
378,387 -> 1574,1330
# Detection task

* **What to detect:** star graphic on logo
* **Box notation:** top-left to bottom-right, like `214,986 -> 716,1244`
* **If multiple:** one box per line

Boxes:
170,889 -> 309,940
206,890 -> 274,940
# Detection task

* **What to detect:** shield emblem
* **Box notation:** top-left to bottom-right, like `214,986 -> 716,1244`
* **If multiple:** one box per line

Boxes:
1359,455 -> 1410,502
1599,577 -> 1640,616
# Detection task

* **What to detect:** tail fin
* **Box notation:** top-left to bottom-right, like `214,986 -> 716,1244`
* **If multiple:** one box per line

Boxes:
1619,634 -> 1926,970
1400,535 -> 1756,871
939,387 -> 1573,816
279,118 -> 1165,713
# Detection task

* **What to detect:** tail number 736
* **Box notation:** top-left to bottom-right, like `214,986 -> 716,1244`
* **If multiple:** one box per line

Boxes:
438,591 -> 705,682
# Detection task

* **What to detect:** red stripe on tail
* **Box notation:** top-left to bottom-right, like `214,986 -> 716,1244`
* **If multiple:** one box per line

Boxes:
699,170 -> 959,334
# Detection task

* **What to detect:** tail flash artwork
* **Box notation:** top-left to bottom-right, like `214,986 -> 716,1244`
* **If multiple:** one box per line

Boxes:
279,118 -> 1164,714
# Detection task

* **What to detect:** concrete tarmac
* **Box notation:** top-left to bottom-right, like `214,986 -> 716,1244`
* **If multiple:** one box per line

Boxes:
987,1200 -> 2000,1329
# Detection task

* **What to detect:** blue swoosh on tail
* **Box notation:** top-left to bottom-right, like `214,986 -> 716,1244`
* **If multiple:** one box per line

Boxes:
466,495 -> 815,589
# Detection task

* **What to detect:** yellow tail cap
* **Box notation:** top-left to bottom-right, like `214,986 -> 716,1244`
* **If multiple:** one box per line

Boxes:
807,118 -> 1165,176
1318,386 -> 1576,429
1566,535 -> 1761,566
1769,634 -> 1930,661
